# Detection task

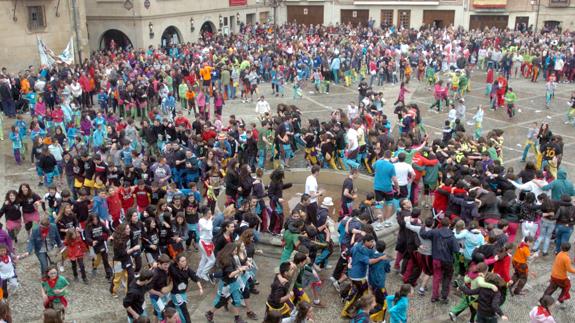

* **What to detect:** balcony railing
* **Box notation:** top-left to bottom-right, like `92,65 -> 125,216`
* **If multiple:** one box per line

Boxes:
548,0 -> 570,7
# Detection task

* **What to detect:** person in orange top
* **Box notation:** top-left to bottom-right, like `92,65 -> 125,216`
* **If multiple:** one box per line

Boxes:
200,63 -> 213,96
509,235 -> 533,295
20,75 -> 30,94
543,242 -> 575,305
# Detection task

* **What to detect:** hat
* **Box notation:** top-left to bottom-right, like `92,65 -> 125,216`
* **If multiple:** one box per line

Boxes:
217,132 -> 227,140
321,197 -> 334,207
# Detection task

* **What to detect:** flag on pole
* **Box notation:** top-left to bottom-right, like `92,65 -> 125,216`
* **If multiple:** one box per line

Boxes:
58,37 -> 75,65
37,36 -> 56,67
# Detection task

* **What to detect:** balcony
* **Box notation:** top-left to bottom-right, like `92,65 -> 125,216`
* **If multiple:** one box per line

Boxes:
548,0 -> 570,7
354,0 -> 440,5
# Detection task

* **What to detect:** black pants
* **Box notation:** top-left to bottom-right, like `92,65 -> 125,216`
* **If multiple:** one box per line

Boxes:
71,258 -> 87,279
132,253 -> 142,273
92,251 -> 113,278
306,202 -> 318,226
332,248 -> 349,281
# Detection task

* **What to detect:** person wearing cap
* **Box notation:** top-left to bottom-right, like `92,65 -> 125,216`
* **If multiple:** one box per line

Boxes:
214,132 -> 232,160
314,196 -> 334,271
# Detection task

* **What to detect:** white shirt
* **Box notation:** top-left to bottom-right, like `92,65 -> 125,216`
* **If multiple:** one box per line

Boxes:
305,175 -> 319,203
255,100 -> 271,114
394,162 -> 415,186
346,128 -> 359,151
198,217 -> 213,242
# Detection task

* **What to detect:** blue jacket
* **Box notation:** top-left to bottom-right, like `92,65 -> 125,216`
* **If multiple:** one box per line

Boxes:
27,223 -> 62,254
420,226 -> 459,263
386,295 -> 409,323
454,229 -> 485,260
91,196 -> 110,222
368,251 -> 390,288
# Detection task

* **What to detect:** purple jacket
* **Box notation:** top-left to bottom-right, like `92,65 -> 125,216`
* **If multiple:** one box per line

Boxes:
0,229 -> 14,255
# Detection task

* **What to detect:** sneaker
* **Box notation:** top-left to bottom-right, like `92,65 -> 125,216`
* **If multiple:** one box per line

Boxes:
312,301 -> 327,308
417,288 -> 425,296
246,311 -> 258,320
449,312 -> 457,321
250,288 -> 260,295
205,311 -> 214,323
330,277 -> 341,292
384,221 -> 392,227
111,293 -> 119,299
58,264 -> 65,273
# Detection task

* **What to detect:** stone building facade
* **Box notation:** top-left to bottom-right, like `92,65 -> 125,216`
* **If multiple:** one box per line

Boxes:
0,0 -> 89,72
85,0 -> 271,51
277,0 -> 575,31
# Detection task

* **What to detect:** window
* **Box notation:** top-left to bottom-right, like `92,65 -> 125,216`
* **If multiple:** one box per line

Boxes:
28,6 -> 46,31
398,10 -> 411,29
381,10 -> 393,26
548,0 -> 569,7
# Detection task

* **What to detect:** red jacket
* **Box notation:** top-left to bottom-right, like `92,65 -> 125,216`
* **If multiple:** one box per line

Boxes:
433,185 -> 452,213
412,152 -> 439,181
493,254 -> 512,282
106,192 -> 123,222
65,236 -> 86,260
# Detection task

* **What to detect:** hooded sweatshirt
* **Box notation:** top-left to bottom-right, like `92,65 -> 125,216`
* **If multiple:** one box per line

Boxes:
454,228 -> 485,260
541,169 -> 575,200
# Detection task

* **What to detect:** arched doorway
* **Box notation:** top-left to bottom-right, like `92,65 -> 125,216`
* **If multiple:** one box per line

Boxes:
200,21 -> 216,40
161,26 -> 182,48
99,29 -> 132,50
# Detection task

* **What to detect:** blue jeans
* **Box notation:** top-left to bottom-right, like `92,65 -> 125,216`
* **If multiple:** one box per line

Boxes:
555,224 -> 573,253
522,140 -> 537,161
533,219 -> 555,253
36,252 -> 49,275
258,147 -> 268,169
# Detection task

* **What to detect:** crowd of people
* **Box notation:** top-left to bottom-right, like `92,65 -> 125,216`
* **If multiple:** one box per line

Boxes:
0,19 -> 573,323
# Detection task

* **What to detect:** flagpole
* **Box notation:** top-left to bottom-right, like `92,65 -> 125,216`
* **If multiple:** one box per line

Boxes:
71,0 -> 83,62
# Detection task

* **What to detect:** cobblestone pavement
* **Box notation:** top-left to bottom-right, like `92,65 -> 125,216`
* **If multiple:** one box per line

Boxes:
1,72 -> 574,322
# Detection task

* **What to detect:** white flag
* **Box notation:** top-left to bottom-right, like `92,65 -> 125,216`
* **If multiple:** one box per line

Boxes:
58,36 -> 75,65
37,36 -> 56,67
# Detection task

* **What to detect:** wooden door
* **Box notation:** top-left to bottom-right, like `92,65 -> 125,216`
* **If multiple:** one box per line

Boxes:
340,9 -> 369,27
287,5 -> 324,26
422,10 -> 455,28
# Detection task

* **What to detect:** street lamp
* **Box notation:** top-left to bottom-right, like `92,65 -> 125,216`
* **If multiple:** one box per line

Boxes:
263,0 -> 285,25
148,22 -> 154,39
530,0 -> 540,32
219,14 -> 223,31
190,18 -> 195,32
236,12 -> 241,25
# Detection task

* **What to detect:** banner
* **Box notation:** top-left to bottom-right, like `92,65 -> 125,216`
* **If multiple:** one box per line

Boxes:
36,36 -> 75,66
473,0 -> 507,8
37,37 -> 56,67
230,0 -> 247,6
58,37 -> 75,65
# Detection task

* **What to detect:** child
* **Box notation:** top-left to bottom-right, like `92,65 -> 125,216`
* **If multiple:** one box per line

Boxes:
8,126 -> 22,165
510,235 -> 534,295
505,87 -> 518,119
543,242 -> 575,307
64,229 -> 88,284
386,284 -> 412,323
0,244 -> 19,299
529,295 -> 556,323
350,292 -> 376,323
394,82 -> 409,106
97,89 -> 109,112
162,307 -> 182,323
368,240 -> 391,322
545,76 -> 557,109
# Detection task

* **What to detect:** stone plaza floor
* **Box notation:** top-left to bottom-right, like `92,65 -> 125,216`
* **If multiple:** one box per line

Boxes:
1,71 -> 574,322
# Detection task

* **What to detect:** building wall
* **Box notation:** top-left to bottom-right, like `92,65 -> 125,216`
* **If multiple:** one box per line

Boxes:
0,0 -> 89,72
85,0 -> 270,51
